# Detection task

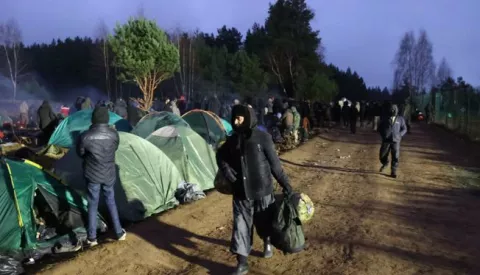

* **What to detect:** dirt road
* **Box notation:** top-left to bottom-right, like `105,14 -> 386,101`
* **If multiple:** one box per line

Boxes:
33,123 -> 480,275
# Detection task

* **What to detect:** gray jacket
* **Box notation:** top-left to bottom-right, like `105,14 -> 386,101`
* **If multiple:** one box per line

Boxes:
378,116 -> 407,143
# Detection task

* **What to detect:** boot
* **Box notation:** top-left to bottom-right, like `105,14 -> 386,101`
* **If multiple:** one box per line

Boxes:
263,237 -> 273,258
232,255 -> 249,275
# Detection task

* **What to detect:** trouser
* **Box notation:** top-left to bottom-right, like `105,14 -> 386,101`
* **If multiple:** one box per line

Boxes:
405,118 -> 411,133
350,119 -> 357,134
379,142 -> 400,174
373,116 -> 380,131
231,194 -> 275,257
293,129 -> 299,143
87,181 -> 123,241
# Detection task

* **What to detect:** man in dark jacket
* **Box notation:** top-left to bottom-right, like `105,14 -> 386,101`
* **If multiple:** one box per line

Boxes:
377,104 -> 407,178
76,106 -> 125,246
114,98 -> 128,119
37,100 -> 58,144
216,104 -> 293,275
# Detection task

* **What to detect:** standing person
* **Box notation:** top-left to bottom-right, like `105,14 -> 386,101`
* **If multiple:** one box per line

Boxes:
359,101 -> 366,128
425,102 -> 434,124
350,102 -> 359,134
377,104 -> 407,178
19,101 -> 29,126
76,106 -> 126,246
216,105 -> 293,275
37,101 -> 58,144
402,99 -> 412,133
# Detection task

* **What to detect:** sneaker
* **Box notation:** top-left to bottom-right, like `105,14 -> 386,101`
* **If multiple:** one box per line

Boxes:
117,229 -> 127,241
85,239 -> 98,247
391,173 -> 397,179
231,263 -> 249,275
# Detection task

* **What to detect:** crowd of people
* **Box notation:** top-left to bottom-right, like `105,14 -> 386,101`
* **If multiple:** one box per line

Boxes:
0,92 -> 427,274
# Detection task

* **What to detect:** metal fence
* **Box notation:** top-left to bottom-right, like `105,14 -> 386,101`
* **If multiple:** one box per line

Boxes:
414,91 -> 480,141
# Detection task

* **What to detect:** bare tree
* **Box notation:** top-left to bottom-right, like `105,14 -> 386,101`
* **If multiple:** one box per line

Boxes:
392,30 -> 436,97
413,30 -> 436,90
169,27 -> 199,101
0,18 -> 25,101
93,19 -> 112,99
392,31 -> 416,90
436,57 -> 453,85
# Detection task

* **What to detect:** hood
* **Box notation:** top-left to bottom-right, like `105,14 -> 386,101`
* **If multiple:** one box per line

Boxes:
291,106 -> 297,113
40,100 -> 51,109
231,104 -> 257,132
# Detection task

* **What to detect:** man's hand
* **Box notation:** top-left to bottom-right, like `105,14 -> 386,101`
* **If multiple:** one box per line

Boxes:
224,166 -> 238,183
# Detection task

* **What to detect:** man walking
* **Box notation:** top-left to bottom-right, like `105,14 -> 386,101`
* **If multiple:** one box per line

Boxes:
378,104 -> 407,178
217,104 -> 293,275
77,106 -> 126,246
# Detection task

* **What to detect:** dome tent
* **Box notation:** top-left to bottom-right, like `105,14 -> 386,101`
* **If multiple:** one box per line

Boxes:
182,109 -> 227,148
53,132 -> 183,222
220,118 -> 233,136
131,111 -> 190,138
48,109 -> 132,148
0,158 -> 106,260
146,125 -> 217,191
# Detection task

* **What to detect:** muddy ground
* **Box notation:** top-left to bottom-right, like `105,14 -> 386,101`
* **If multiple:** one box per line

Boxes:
31,123 -> 480,275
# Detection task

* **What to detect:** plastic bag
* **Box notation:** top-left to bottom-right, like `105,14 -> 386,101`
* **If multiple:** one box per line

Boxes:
271,195 -> 305,254
214,170 -> 233,195
0,255 -> 24,275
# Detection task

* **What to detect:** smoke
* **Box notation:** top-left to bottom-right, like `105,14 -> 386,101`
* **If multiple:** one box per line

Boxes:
0,73 -> 107,115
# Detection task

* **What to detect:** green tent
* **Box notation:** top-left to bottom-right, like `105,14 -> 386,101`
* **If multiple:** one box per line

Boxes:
53,132 -> 183,222
146,125 -> 217,191
0,158 -> 106,259
48,109 -> 132,148
132,111 -> 190,138
182,109 -> 227,149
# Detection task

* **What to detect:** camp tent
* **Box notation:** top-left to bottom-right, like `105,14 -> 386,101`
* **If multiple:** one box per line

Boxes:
0,158 -> 106,259
220,118 -> 233,136
146,125 -> 217,191
48,109 -> 132,148
131,112 -> 190,138
182,109 -> 227,148
53,132 -> 183,222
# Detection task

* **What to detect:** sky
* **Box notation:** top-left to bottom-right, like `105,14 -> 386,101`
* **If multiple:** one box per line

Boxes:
2,0 -> 479,88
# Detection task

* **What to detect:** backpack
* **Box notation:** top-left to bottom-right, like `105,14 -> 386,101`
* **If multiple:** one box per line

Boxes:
271,194 -> 305,254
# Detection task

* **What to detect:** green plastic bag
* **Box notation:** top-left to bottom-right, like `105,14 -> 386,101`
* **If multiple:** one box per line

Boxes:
271,194 -> 305,254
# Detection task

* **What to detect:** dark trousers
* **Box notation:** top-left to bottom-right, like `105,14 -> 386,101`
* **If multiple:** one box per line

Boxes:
379,142 -> 400,173
350,119 -> 357,134
87,181 -> 123,241
231,194 -> 275,257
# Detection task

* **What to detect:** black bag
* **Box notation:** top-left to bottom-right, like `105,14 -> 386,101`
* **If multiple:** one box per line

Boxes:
270,194 -> 305,254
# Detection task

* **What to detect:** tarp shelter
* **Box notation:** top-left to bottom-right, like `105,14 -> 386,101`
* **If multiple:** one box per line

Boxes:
146,125 -> 217,191
132,112 -> 190,139
48,109 -> 132,148
182,109 -> 227,148
0,158 -> 106,259
220,118 -> 233,136
53,132 -> 183,222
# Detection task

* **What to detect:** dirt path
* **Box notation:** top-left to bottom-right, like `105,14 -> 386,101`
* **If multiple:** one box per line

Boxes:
33,123 -> 480,275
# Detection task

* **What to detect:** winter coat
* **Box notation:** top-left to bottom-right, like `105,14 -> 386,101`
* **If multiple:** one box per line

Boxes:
19,101 -> 29,114
378,108 -> 407,143
216,106 -> 292,200
81,97 -> 92,110
37,101 -> 57,130
291,107 -> 301,130
76,124 -> 119,184
114,99 -> 128,118
282,109 -> 294,128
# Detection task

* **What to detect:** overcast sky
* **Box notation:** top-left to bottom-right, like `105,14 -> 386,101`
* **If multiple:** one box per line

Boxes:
2,0 -> 479,88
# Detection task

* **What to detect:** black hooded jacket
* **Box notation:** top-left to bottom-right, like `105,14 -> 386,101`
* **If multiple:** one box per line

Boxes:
378,105 -> 407,143
216,105 -> 292,200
